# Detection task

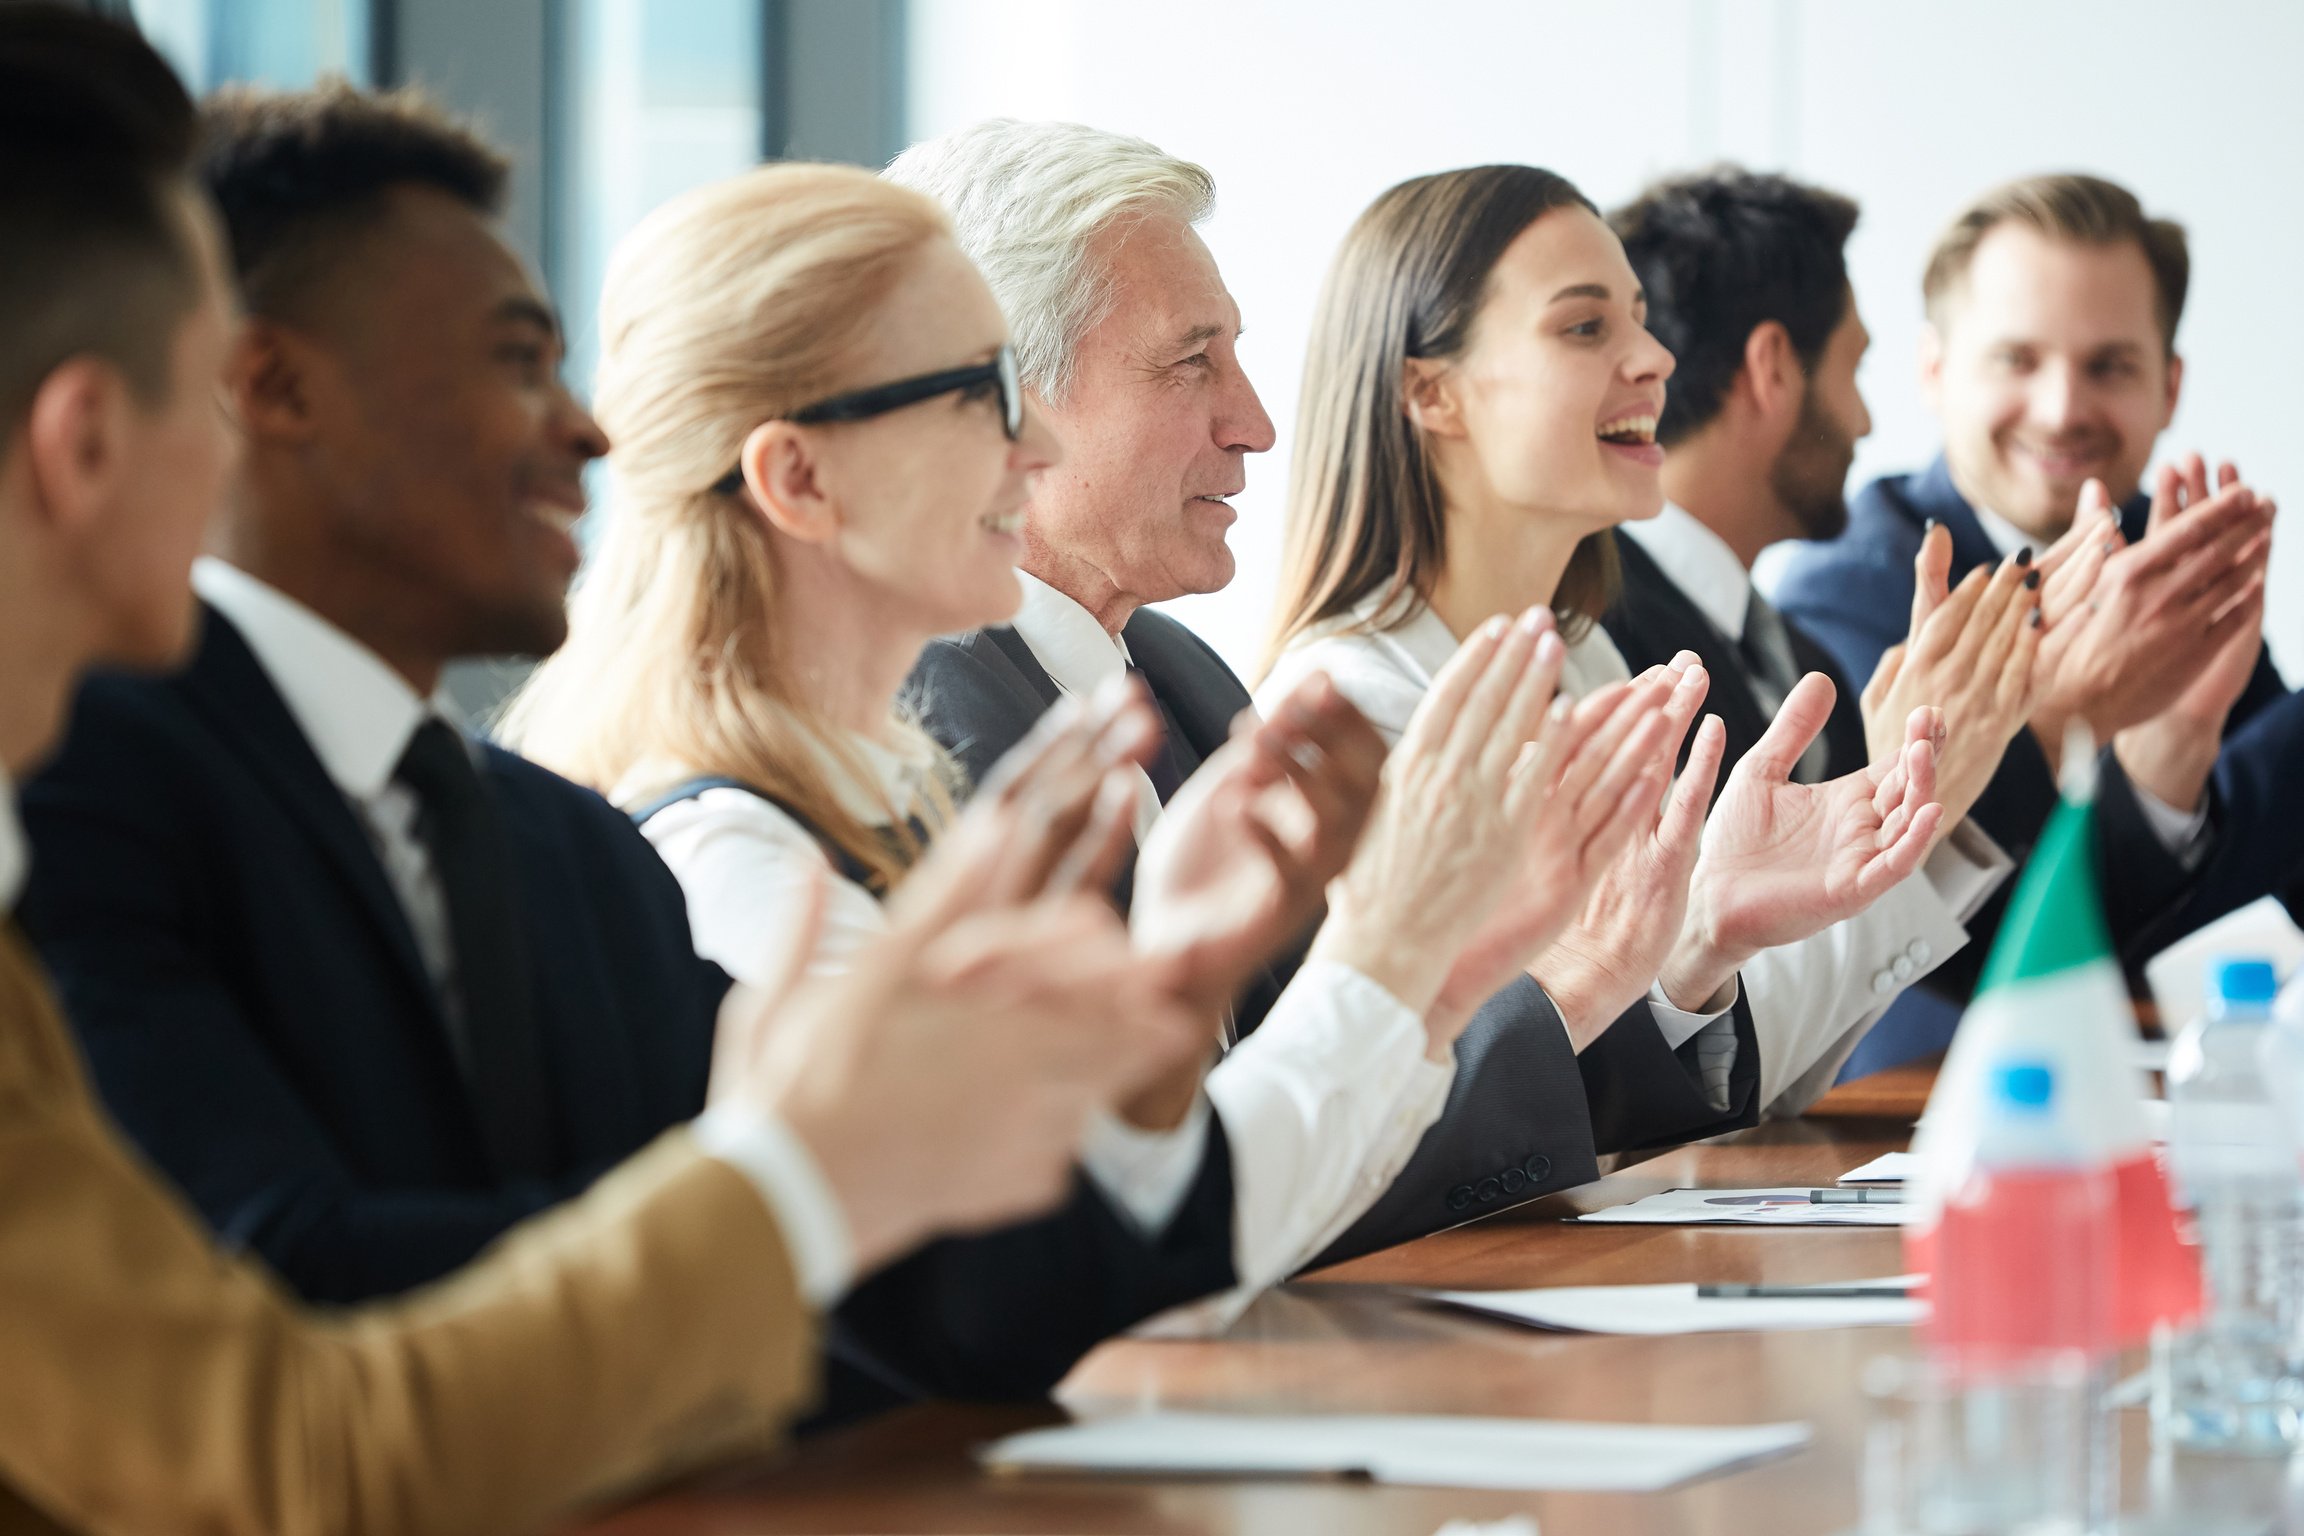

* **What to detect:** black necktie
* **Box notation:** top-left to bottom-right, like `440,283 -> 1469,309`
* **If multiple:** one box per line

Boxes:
1126,662 -> 1189,805
393,719 -> 557,1179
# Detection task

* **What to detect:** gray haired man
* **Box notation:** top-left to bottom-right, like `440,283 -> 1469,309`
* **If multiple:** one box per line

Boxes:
891,120 -> 1764,1261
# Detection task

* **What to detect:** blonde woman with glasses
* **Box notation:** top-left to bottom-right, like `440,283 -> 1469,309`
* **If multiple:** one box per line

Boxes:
505,161 -> 1671,1376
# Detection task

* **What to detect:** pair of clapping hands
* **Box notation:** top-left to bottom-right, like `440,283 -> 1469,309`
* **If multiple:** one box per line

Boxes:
700,609 -> 1952,1288
1863,450 -> 2273,821
694,633 -> 1672,1281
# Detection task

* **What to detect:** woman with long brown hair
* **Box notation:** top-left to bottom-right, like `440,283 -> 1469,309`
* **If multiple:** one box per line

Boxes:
1261,164 -> 1997,1113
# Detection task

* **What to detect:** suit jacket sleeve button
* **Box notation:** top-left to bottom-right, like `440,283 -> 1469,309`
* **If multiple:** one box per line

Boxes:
1872,969 -> 1896,994
1475,1176 -> 1501,1202
1500,1167 -> 1526,1194
1523,1155 -> 1552,1183
1448,1184 -> 1474,1211
1907,939 -> 1931,965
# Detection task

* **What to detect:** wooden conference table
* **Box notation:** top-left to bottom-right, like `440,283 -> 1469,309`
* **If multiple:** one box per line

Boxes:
575,1061 -> 2286,1536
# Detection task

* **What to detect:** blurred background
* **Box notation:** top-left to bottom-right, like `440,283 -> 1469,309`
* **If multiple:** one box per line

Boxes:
106,0 -> 2304,681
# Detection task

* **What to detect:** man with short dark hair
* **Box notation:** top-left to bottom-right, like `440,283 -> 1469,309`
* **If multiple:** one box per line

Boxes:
1768,171 -> 2283,1071
1605,167 -> 2025,1093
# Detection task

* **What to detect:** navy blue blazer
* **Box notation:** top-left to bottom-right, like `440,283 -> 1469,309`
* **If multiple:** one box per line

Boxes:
904,606 -> 1762,1266
1772,456 -> 2289,1071
19,603 -> 1234,1412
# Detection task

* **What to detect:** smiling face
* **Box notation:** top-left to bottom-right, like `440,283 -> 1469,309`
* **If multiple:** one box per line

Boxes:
1436,205 -> 1676,533
283,182 -> 606,663
1923,222 -> 2179,540
1026,212 -> 1275,623
795,234 -> 1059,637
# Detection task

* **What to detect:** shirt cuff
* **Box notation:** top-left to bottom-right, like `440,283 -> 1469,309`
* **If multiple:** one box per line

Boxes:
1647,975 -> 1739,1051
1926,818 -> 2015,920
692,1103 -> 854,1307
1079,1095 -> 1214,1237
2128,778 -> 2214,869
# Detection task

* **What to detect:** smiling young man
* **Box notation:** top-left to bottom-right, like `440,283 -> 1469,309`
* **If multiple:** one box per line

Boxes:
1771,173 -> 2285,1070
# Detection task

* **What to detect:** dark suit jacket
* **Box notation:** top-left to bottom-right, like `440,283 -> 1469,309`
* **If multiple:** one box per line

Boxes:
1605,531 -> 1869,782
905,605 -> 1761,1265
1771,456 -> 2289,1071
19,604 -> 1235,1417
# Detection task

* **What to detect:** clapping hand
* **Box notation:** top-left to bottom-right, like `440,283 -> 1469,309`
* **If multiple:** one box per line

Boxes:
1527,653 -> 1722,1047
710,686 -> 1206,1277
1132,671 -> 1387,1019
1422,668 -> 1678,1045
2030,454 -> 2272,767
1311,607 -> 1665,1058
1662,675 -> 1943,1008
1860,520 -> 2039,835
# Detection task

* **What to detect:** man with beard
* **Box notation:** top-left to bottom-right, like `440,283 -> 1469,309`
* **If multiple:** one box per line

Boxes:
1628,169 -> 2278,1077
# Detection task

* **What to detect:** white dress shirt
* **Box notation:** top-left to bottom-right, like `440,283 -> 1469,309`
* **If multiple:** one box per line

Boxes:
633,728 -> 1456,1297
1261,594 -> 2012,1114
1963,501 -> 2210,861
1623,504 -> 1830,780
191,559 -> 854,1305
1010,571 -> 1165,844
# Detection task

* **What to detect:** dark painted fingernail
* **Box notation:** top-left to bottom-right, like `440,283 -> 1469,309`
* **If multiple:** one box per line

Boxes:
2016,545 -> 2033,565
1924,517 -> 1940,533
2030,607 -> 2043,628
2024,569 -> 2041,590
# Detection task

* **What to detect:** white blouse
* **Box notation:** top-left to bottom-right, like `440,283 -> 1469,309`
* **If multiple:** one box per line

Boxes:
1261,595 -> 2009,1115
628,723 -> 1456,1300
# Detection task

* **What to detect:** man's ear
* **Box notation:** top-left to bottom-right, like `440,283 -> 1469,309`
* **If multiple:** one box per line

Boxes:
1401,357 -> 1465,439
739,420 -> 841,544
1916,320 -> 1946,419
2160,350 -> 2184,429
228,319 -> 326,446
1738,320 -> 1801,426
22,357 -> 135,536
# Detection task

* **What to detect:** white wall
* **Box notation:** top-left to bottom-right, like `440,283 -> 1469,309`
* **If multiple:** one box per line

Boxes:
907,0 -> 2304,679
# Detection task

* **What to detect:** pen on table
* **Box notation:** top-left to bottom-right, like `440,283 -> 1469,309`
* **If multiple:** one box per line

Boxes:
1809,1187 -> 1903,1204
1695,1283 -> 1915,1300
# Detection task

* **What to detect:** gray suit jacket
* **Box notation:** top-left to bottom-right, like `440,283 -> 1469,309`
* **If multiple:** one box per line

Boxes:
904,608 -> 1759,1267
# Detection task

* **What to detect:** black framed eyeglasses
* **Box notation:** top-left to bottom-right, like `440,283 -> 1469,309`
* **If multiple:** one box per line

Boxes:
711,343 -> 1021,496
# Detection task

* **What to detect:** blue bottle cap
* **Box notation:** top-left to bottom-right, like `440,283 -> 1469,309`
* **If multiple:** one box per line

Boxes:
2211,957 -> 2279,1007
1996,1061 -> 2054,1108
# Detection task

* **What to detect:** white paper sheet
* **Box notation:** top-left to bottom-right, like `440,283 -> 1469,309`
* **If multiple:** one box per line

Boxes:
981,1410 -> 1812,1492
1425,1275 -> 1924,1334
1837,1152 -> 1918,1186
1577,1186 -> 1912,1227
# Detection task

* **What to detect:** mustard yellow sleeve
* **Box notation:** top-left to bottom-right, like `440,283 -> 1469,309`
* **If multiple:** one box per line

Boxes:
0,928 -> 816,1536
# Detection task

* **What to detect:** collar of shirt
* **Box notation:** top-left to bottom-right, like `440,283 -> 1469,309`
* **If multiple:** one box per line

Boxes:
1009,570 -> 1134,700
1620,502 -> 1754,643
193,557 -> 460,800
1968,502 -> 2037,561
0,760 -> 23,914
1349,593 -> 1633,700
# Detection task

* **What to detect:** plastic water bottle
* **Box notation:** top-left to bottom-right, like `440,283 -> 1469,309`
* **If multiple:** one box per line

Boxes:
1921,1060 -> 2115,1534
2156,956 -> 2304,1453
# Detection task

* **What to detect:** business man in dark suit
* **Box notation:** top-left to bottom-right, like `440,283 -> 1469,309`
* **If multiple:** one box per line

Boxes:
1771,172 -> 2281,1070
887,121 -> 1768,1263
19,83 -> 1243,1422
